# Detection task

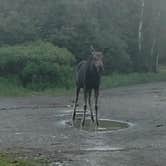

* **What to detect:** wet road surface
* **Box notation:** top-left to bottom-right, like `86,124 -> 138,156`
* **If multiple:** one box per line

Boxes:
0,82 -> 166,165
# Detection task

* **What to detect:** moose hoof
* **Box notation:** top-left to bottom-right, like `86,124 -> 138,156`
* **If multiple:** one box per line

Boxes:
72,114 -> 76,121
91,117 -> 95,122
96,121 -> 99,126
81,119 -> 85,126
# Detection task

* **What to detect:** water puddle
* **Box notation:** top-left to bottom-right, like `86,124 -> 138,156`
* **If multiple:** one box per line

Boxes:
82,146 -> 123,152
66,118 -> 130,132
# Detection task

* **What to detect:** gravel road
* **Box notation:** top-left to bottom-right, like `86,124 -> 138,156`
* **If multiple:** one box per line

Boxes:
0,82 -> 166,166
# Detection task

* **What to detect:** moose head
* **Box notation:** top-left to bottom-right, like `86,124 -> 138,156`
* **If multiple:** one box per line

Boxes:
90,46 -> 104,73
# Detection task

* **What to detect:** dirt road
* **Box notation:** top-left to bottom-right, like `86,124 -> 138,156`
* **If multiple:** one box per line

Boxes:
0,82 -> 166,166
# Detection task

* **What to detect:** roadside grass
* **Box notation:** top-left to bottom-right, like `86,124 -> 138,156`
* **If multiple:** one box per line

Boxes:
0,154 -> 44,166
0,77 -> 31,96
102,70 -> 166,89
0,77 -> 73,96
0,70 -> 166,96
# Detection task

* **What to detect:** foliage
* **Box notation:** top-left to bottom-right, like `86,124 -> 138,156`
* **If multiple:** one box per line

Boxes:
1,69 -> 166,96
0,41 -> 75,90
0,0 -> 165,73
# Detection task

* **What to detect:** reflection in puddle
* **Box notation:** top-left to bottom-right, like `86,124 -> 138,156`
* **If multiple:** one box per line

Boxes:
82,146 -> 123,152
67,118 -> 129,132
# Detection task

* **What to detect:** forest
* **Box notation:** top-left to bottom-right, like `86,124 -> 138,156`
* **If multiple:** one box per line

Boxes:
0,0 -> 165,90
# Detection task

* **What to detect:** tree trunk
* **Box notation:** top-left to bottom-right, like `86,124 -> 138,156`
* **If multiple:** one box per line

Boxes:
151,11 -> 161,72
155,52 -> 159,73
155,11 -> 161,73
138,0 -> 144,53
150,38 -> 156,71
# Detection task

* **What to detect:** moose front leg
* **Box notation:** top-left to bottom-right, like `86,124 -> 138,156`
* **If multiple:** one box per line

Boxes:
82,89 -> 88,126
94,89 -> 99,126
73,87 -> 80,120
88,89 -> 94,122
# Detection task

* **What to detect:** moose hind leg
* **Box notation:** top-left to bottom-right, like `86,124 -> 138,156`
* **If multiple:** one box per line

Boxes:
73,87 -> 80,120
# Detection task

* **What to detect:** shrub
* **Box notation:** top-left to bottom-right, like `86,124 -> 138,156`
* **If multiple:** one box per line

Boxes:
0,41 -> 75,90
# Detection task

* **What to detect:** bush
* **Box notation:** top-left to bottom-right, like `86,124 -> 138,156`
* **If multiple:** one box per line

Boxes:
0,41 -> 75,90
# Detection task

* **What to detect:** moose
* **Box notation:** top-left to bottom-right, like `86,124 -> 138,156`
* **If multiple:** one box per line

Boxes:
72,46 -> 104,126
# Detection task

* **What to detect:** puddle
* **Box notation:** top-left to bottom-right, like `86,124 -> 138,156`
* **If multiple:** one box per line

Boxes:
66,118 -> 130,132
82,146 -> 123,152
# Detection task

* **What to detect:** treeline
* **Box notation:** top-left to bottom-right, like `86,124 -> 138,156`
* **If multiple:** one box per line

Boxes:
0,0 -> 165,88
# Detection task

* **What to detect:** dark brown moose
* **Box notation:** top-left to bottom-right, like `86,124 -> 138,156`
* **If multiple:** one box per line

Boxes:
73,46 -> 104,126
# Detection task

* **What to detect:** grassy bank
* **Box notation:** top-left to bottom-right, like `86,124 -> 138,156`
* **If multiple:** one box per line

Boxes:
0,77 -> 73,96
102,71 -> 166,89
0,71 -> 166,96
0,154 -> 44,166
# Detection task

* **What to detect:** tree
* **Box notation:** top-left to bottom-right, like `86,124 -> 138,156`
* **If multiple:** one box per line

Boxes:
0,0 -> 165,73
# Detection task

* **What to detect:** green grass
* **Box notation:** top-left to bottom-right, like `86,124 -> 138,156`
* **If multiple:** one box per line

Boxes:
0,77 -> 73,96
0,77 -> 30,96
102,70 -> 166,89
0,70 -> 166,97
0,154 -> 44,166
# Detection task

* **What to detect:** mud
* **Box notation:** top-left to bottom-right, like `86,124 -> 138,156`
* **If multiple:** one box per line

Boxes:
0,82 -> 166,165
